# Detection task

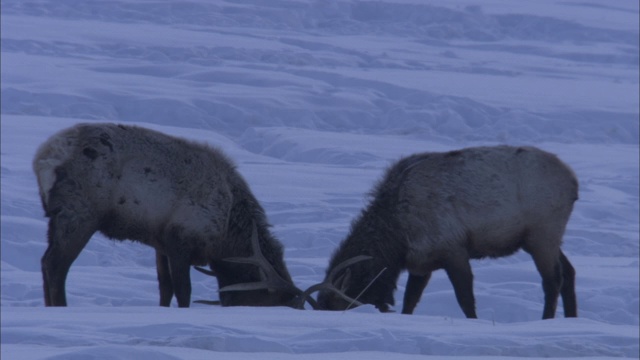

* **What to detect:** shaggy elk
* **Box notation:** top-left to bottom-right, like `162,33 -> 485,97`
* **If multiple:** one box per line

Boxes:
33,123 -> 363,308
317,146 -> 578,319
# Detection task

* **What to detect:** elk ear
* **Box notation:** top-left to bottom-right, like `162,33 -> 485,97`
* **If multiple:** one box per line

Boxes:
334,268 -> 352,292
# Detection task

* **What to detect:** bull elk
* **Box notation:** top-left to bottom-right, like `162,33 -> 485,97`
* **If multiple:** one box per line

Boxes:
33,123 -> 363,308
316,146 -> 579,319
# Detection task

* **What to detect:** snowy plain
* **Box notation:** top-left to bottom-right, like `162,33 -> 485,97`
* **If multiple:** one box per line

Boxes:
1,0 -> 638,359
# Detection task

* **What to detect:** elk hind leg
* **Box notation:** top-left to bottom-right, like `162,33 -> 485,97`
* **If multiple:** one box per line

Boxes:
559,251 -> 577,317
525,234 -> 564,320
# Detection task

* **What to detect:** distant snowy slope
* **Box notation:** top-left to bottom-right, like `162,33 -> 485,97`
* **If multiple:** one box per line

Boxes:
2,0 -> 637,142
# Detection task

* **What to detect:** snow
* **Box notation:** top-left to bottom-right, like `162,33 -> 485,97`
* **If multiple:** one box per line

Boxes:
1,0 -> 638,359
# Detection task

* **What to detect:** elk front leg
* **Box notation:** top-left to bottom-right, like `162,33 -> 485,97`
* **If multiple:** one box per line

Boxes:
444,256 -> 477,319
42,210 -> 95,306
168,255 -> 192,308
156,251 -> 174,307
402,272 -> 431,314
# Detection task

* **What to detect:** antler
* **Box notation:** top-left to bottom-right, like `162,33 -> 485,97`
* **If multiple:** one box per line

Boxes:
216,223 -> 304,296
289,255 -> 372,309
193,299 -> 221,305
195,222 -> 372,310
194,266 -> 216,276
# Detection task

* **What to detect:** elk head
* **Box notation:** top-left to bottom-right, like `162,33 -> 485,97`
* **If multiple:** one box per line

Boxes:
195,223 -> 372,310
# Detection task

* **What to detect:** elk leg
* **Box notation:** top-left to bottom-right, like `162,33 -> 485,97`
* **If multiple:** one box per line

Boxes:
42,212 -> 95,306
526,244 -> 563,319
540,260 -> 562,320
168,255 -> 192,308
402,273 -> 431,314
559,251 -> 577,317
41,244 -> 62,306
444,258 -> 477,318
156,251 -> 174,307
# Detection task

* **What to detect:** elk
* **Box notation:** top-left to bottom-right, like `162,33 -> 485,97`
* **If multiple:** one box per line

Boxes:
316,146 -> 578,319
33,123 -> 363,308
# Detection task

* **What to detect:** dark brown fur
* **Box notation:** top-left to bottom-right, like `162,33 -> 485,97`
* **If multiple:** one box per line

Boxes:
317,146 -> 578,319
34,123 -> 295,307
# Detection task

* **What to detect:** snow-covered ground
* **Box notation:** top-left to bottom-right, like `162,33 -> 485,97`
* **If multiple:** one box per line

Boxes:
1,0 -> 638,358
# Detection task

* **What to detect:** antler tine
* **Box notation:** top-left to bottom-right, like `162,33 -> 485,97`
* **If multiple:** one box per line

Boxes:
326,255 -> 372,282
194,266 -> 216,276
291,255 -> 372,310
218,222 -> 303,296
193,299 -> 222,305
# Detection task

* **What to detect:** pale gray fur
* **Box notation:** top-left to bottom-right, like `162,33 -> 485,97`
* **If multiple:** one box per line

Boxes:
317,145 -> 578,319
34,123 -> 294,308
